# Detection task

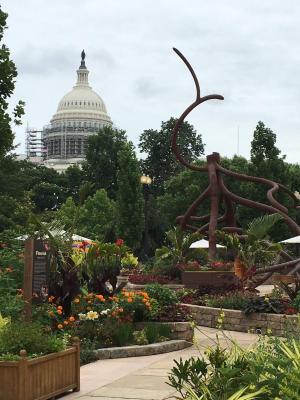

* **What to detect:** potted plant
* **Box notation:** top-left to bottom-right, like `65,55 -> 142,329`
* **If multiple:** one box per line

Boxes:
0,321 -> 80,400
155,227 -> 202,279
219,213 -> 283,287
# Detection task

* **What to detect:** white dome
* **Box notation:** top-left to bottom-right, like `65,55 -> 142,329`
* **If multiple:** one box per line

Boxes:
42,51 -> 113,167
50,55 -> 112,125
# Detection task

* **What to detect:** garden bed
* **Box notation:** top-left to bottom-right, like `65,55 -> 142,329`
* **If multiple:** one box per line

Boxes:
94,339 -> 192,359
183,303 -> 299,336
0,339 -> 80,400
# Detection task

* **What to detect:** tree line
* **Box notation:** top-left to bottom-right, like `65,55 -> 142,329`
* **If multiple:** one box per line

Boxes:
0,6 -> 299,256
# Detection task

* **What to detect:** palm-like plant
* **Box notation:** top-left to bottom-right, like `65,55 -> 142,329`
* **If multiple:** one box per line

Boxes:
219,214 -> 282,280
155,226 -> 202,268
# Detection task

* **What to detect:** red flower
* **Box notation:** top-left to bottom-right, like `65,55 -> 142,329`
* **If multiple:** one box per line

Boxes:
116,239 -> 124,247
285,307 -> 297,315
79,240 -> 89,249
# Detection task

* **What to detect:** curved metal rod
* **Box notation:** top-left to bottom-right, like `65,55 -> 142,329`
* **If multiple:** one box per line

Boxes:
217,164 -> 288,214
218,177 -> 300,234
171,48 -> 224,171
178,185 -> 211,229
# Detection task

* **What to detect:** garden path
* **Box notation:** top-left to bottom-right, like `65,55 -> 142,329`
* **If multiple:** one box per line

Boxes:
61,327 -> 257,400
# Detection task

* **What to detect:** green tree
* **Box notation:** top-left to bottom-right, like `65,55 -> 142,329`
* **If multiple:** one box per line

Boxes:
83,126 -> 127,198
79,189 -> 115,241
56,189 -> 116,241
63,165 -> 85,200
116,144 -> 144,250
139,117 -> 205,195
0,7 -> 25,157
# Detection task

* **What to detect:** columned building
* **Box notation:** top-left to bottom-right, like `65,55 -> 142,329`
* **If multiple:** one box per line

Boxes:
42,50 -> 112,172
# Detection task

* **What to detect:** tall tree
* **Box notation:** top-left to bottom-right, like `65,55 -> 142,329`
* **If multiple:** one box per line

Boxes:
83,126 -> 127,198
139,117 -> 205,195
116,143 -> 144,251
0,7 -> 25,157
250,121 -> 286,180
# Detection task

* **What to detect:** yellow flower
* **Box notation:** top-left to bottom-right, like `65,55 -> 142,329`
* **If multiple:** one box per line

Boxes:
86,311 -> 99,320
74,298 -> 80,304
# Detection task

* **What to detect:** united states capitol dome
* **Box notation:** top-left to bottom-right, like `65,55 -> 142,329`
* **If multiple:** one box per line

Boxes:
42,50 -> 112,172
51,51 -> 112,126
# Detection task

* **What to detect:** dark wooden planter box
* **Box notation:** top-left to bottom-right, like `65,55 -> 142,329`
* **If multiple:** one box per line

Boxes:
0,338 -> 80,400
182,271 -> 238,289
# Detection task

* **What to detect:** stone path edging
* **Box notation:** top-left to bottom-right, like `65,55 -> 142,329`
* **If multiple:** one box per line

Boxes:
94,339 -> 192,360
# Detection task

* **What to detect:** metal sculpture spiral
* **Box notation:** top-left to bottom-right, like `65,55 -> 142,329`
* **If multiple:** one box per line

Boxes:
171,48 -> 300,278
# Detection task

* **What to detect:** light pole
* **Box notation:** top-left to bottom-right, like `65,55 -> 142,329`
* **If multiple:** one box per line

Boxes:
140,174 -> 152,259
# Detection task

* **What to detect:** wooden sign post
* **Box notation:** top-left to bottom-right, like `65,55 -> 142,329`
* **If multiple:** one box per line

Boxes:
23,238 -> 50,321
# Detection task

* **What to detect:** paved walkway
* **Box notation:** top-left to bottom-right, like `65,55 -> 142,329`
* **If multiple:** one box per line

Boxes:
62,327 -> 257,400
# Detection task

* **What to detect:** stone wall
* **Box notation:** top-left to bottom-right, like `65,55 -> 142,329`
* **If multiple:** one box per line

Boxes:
183,304 -> 299,336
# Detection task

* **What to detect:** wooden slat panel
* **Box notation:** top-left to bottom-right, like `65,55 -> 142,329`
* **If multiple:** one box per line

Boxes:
0,343 -> 79,400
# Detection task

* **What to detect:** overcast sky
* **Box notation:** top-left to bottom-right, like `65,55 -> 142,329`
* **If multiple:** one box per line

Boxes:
2,0 -> 300,163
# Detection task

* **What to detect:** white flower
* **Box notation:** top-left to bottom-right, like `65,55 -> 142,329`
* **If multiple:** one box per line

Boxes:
100,309 -> 110,316
78,313 -> 87,321
86,311 -> 99,320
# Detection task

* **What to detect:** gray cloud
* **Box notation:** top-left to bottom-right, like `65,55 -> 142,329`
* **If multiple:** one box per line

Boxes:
1,0 -> 300,163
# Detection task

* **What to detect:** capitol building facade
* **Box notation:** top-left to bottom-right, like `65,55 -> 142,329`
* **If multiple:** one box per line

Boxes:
40,51 -> 112,172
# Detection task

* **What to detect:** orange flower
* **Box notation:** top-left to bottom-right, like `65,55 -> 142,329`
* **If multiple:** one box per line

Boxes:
118,307 -> 124,313
63,320 -> 69,325
96,295 -> 105,302
127,298 -> 133,303
48,296 -> 55,303
87,300 -> 92,304
146,302 -> 151,307
48,311 -> 55,318
142,298 -> 147,303
57,306 -> 63,310
57,309 -> 62,315
74,298 -> 80,304
57,324 -> 63,329
111,311 -> 116,317
5,267 -> 13,273
69,316 -> 75,322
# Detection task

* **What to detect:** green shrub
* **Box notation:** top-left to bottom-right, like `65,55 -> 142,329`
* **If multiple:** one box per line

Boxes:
80,339 -> 98,365
145,283 -> 179,308
144,323 -> 159,344
143,323 -> 172,344
158,323 -> 171,339
205,291 -> 256,311
0,321 -> 67,358
112,322 -> 134,347
133,330 -> 148,345
168,332 -> 300,399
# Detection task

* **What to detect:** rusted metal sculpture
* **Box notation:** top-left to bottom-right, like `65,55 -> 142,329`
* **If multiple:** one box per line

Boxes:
171,48 -> 300,278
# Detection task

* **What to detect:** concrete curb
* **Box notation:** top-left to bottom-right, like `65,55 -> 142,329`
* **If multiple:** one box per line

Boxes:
94,339 -> 192,360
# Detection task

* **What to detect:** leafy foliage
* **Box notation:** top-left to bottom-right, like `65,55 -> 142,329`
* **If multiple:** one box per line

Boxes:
0,7 -> 25,158
116,143 -> 144,250
139,117 -> 204,195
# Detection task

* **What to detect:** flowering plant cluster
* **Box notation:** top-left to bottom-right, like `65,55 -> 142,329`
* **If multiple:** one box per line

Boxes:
46,288 -> 157,332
